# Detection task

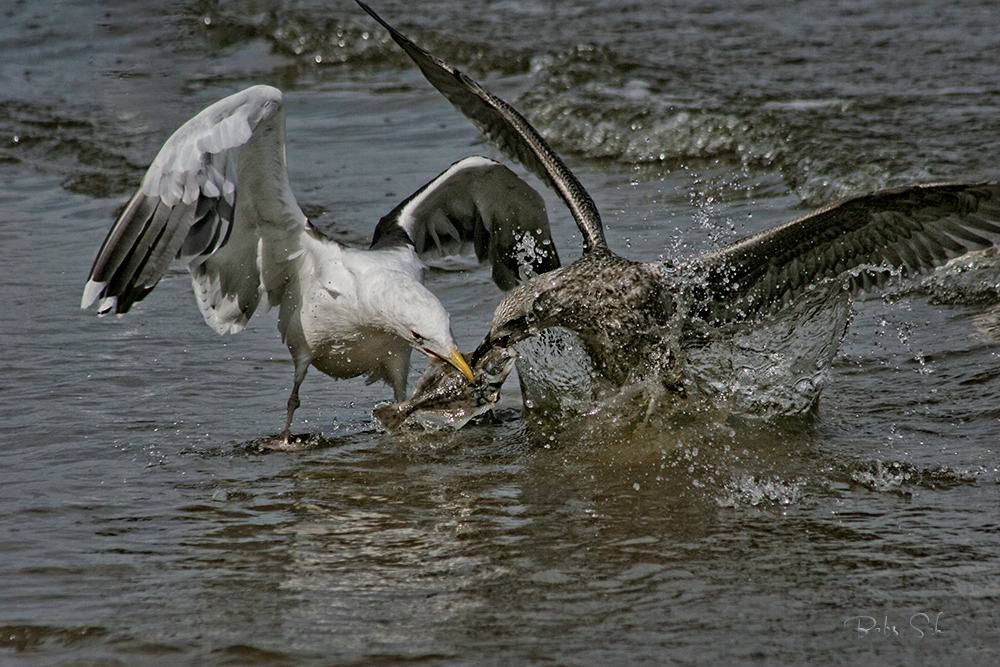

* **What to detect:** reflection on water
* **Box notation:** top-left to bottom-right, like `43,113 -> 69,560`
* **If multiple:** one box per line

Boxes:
2,0 -> 1000,665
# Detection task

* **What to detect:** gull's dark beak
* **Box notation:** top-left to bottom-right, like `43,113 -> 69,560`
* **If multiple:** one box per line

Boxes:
471,331 -> 515,366
470,336 -> 494,366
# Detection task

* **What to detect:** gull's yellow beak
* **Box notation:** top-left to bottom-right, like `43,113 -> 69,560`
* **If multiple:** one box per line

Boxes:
445,347 -> 475,384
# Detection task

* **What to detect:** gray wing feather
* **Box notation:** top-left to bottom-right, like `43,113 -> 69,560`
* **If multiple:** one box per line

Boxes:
689,182 -> 1000,322
82,85 -> 296,334
357,1 -> 607,255
371,156 -> 561,290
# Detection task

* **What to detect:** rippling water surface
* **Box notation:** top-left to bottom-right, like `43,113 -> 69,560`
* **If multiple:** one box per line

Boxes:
2,1 -> 999,664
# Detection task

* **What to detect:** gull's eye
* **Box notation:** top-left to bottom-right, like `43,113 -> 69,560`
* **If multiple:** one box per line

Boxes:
411,330 -> 425,342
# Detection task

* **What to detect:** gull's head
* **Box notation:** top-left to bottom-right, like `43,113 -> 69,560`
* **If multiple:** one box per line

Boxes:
375,279 -> 474,384
471,272 -> 555,364
470,266 -> 580,365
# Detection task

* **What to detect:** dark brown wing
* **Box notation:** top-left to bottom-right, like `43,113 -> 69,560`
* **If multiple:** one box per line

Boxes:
688,182 -> 1000,322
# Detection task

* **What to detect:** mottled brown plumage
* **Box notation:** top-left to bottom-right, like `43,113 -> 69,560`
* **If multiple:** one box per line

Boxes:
478,250 -> 679,386
361,2 -> 1000,405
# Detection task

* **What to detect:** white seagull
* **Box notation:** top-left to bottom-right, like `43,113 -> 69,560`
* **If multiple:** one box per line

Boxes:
82,85 -> 559,444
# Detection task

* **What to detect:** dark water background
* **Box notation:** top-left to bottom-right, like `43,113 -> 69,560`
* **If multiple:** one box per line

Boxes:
2,0 -> 999,664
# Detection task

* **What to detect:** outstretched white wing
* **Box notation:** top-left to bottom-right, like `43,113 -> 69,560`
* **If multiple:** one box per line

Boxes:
82,85 -> 307,334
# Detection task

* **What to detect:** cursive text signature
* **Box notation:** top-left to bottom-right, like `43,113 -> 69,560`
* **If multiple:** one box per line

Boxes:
844,613 -> 944,639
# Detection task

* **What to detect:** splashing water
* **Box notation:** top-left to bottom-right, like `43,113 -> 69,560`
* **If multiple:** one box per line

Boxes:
511,277 -> 853,425
683,279 -> 854,418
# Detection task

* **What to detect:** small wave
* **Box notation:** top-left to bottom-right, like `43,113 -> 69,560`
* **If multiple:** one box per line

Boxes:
191,4 -> 534,75
519,45 -> 776,167
0,100 -> 142,198
513,45 -> 911,208
193,6 -> 393,68
0,624 -> 108,652
761,99 -> 851,113
917,247 -> 1000,306
526,95 -> 762,166
514,41 -> 990,211
519,85 -> 933,210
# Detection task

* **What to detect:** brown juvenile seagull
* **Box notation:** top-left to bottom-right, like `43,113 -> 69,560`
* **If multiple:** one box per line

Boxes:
359,1 -> 1000,399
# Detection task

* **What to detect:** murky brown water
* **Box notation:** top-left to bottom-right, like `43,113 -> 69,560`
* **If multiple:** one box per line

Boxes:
2,1 -> 998,664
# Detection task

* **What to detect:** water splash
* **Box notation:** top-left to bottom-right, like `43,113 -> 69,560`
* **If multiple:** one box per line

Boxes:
683,279 -> 854,418
515,327 -> 596,414
716,473 -> 807,508
511,277 -> 855,427
846,459 -> 980,493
